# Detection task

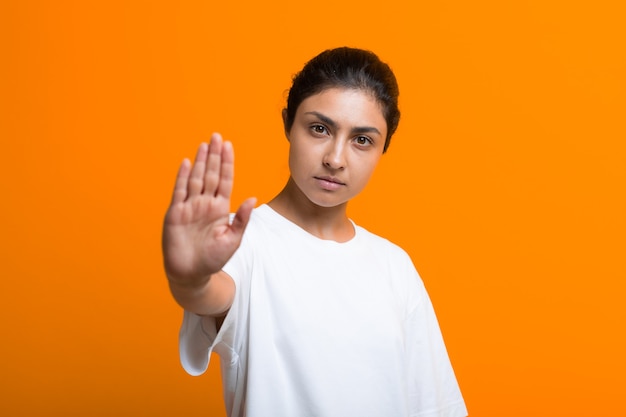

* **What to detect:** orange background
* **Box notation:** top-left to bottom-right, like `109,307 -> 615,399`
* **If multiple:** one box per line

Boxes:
2,1 -> 625,416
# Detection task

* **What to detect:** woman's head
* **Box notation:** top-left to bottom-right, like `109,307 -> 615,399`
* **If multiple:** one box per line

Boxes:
283,47 -> 400,153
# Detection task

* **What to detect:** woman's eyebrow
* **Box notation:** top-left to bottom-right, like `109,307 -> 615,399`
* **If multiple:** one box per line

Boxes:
351,126 -> 381,135
304,111 -> 381,135
305,111 -> 336,129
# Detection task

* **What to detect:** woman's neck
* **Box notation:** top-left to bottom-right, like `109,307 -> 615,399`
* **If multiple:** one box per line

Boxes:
268,179 -> 355,242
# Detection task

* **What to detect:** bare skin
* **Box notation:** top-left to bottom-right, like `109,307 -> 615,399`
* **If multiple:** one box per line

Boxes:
270,88 -> 387,242
162,133 -> 255,316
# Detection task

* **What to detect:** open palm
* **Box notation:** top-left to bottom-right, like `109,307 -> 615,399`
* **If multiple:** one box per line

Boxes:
162,133 -> 255,285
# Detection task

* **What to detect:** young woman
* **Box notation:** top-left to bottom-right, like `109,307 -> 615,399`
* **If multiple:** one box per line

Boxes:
162,47 -> 467,417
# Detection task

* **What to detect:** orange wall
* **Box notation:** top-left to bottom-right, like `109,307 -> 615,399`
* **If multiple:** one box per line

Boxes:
2,1 -> 625,416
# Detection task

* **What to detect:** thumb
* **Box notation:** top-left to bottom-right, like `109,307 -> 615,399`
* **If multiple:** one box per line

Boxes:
230,197 -> 257,236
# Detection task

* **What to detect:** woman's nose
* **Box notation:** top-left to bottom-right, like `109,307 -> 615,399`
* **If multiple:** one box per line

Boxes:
322,140 -> 347,170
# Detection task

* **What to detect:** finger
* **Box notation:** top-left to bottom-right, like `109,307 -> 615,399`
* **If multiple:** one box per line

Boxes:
204,133 -> 223,196
188,142 -> 209,197
170,158 -> 191,204
230,197 -> 257,236
216,139 -> 235,200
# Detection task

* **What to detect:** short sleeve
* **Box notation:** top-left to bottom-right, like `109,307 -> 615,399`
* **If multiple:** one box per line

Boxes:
406,281 -> 467,417
178,214 -> 254,376
179,310 -> 218,375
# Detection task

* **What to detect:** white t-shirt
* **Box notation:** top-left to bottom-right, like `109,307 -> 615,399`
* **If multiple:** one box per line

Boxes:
180,204 -> 467,417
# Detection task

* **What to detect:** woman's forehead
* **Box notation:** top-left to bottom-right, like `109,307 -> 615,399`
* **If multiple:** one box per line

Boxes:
298,88 -> 384,114
296,88 -> 387,133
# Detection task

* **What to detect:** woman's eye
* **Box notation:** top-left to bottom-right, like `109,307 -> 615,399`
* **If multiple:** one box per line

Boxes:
355,136 -> 372,146
311,125 -> 327,135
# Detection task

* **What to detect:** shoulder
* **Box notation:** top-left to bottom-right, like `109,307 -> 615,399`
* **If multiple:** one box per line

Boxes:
230,204 -> 275,238
354,223 -> 428,314
246,204 -> 284,228
354,223 -> 412,262
229,204 -> 297,258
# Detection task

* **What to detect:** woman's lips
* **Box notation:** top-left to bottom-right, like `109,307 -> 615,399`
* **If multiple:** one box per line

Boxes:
314,176 -> 346,191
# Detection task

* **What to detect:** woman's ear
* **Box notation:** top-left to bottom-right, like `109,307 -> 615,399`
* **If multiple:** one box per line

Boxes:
282,109 -> 290,141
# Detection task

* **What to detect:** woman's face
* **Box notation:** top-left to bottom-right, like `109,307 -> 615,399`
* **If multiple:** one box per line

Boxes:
285,87 -> 388,208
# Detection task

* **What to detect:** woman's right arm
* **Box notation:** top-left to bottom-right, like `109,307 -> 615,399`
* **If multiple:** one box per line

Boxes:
161,133 -> 255,316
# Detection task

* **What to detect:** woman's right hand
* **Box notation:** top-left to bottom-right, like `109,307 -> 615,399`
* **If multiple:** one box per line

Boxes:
162,133 -> 256,289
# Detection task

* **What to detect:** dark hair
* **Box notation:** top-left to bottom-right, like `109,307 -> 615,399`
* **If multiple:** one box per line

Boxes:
284,47 -> 400,153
